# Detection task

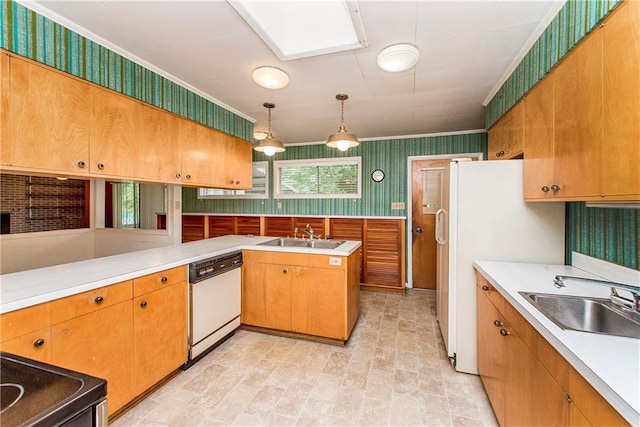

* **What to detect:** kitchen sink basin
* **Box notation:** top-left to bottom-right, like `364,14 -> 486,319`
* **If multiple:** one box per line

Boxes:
519,292 -> 640,339
258,238 -> 345,250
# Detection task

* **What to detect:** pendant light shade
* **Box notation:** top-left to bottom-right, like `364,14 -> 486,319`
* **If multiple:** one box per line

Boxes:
326,94 -> 359,151
254,102 -> 285,156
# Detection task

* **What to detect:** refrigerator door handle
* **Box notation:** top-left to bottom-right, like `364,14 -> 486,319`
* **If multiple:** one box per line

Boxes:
435,208 -> 446,245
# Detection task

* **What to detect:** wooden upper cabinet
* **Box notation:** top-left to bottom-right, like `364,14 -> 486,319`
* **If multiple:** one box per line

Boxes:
90,85 -> 142,178
488,100 -> 524,160
140,105 -> 182,183
524,76 -> 556,200
0,52 -> 8,160
602,0 -> 640,198
179,120 -> 215,187
553,29 -> 603,199
2,55 -> 90,174
218,132 -> 252,190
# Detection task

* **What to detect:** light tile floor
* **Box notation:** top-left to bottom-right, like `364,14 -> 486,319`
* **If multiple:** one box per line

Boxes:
112,289 -> 498,426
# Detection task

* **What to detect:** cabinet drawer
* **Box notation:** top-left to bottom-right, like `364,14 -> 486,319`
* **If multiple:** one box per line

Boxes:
243,250 -> 346,270
475,270 -> 505,313
51,280 -> 132,325
0,302 -> 50,342
133,266 -> 187,297
0,327 -> 51,363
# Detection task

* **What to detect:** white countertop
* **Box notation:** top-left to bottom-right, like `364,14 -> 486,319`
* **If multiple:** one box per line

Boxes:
473,260 -> 640,425
0,235 -> 361,314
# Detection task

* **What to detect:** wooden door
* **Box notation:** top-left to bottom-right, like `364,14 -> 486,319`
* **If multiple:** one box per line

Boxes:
524,76 -> 555,200
133,282 -> 187,396
51,301 -> 134,416
602,0 -> 640,198
364,219 -> 403,287
140,105 -> 182,183
553,29 -> 603,198
90,86 -> 142,178
291,266 -> 345,339
4,56 -> 90,174
411,159 -> 450,289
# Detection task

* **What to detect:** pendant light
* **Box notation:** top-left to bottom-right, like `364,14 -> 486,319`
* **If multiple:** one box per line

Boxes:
326,94 -> 359,151
253,102 -> 285,156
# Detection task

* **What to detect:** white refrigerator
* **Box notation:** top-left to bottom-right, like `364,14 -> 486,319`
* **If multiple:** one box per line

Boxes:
435,159 -> 565,374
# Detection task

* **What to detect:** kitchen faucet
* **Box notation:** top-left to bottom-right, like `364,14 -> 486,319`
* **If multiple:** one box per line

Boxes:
294,224 -> 314,240
553,275 -> 640,313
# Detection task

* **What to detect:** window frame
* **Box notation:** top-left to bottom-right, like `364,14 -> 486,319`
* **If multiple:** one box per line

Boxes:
197,161 -> 269,199
274,156 -> 362,199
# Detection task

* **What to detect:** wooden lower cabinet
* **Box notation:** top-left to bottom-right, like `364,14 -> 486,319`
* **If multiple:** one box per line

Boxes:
0,302 -> 51,363
475,270 -> 629,427
242,250 -> 360,341
133,281 -> 187,396
51,300 -> 134,416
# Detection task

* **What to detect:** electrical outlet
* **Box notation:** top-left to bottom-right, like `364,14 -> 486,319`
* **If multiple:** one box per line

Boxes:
391,202 -> 405,210
277,201 -> 282,209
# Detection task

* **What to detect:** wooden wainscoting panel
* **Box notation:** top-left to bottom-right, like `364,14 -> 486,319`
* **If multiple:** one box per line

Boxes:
364,219 -> 403,288
264,216 -> 293,237
208,216 -> 236,238
292,217 -> 326,238
182,215 -> 205,243
236,216 -> 261,236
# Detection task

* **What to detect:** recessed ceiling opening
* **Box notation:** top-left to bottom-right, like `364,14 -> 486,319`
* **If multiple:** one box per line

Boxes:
228,0 -> 367,61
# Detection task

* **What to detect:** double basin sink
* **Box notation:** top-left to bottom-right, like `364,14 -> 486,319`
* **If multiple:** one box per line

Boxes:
259,237 -> 346,250
520,292 -> 640,339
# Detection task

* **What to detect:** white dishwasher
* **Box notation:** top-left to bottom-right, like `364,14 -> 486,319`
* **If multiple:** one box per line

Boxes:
183,251 -> 242,369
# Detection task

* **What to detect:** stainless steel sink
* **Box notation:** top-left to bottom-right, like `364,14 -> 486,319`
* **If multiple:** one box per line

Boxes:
258,238 -> 346,250
519,292 -> 640,339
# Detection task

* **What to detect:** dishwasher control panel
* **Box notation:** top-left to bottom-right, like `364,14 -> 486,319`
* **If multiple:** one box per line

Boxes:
188,251 -> 243,283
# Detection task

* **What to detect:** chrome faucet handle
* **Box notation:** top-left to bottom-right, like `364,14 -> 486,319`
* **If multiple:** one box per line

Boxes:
553,276 -> 566,288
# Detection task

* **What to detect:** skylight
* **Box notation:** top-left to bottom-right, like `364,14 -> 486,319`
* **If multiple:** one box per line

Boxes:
228,0 -> 367,61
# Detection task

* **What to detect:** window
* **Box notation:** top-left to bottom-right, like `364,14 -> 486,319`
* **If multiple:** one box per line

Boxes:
274,157 -> 361,199
198,162 -> 268,199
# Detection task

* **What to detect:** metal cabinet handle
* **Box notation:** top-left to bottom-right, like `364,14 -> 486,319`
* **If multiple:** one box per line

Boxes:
496,150 -> 505,157
493,320 -> 503,327
236,180 -> 240,185
97,163 -> 105,170
161,276 -> 168,283
175,173 -> 181,179
77,161 -> 86,168
229,180 -> 234,184
283,268 -> 288,274
140,301 -> 148,308
415,227 -> 423,234
33,338 -> 45,348
551,184 -> 561,192
185,174 -> 191,179
541,186 -> 550,193
482,285 -> 490,291
94,296 -> 104,304
500,329 -> 510,337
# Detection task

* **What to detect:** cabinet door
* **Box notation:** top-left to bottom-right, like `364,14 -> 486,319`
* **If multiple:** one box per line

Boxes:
476,286 -> 506,426
0,52 -> 8,161
90,86 -> 142,178
524,76 -> 556,200
218,133 -> 252,190
140,105 -> 182,183
51,301 -> 133,416
3,56 -> 90,174
291,266 -> 346,339
505,328 -> 569,426
488,101 -> 524,160
241,262 -> 291,330
602,0 -> 640,198
569,368 -> 630,426
133,282 -> 187,397
179,120 -> 214,187
553,29 -> 603,198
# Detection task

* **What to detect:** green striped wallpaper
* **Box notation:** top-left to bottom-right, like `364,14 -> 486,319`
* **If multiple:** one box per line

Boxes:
486,0 -> 638,271
0,0 -> 252,140
566,203 -> 639,269
485,0 -> 622,127
182,133 -> 487,217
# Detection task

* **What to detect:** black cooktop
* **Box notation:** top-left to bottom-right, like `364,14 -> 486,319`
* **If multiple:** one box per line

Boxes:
0,352 -> 107,426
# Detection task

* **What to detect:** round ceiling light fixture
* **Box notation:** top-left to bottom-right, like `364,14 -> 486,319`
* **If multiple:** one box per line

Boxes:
377,43 -> 420,73
252,66 -> 290,89
253,131 -> 268,140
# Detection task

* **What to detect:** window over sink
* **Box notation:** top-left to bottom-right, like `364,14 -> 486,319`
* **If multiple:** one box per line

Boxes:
274,157 -> 361,199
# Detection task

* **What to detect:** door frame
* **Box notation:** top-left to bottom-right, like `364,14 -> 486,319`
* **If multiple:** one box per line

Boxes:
406,152 -> 484,288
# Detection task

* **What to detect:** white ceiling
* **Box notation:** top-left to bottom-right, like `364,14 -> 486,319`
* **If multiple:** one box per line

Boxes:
27,0 -> 564,145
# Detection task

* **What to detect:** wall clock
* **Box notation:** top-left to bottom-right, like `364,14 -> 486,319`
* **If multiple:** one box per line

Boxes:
371,169 -> 385,182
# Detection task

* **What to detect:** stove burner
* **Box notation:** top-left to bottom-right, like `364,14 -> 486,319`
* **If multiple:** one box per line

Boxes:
0,383 -> 25,413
